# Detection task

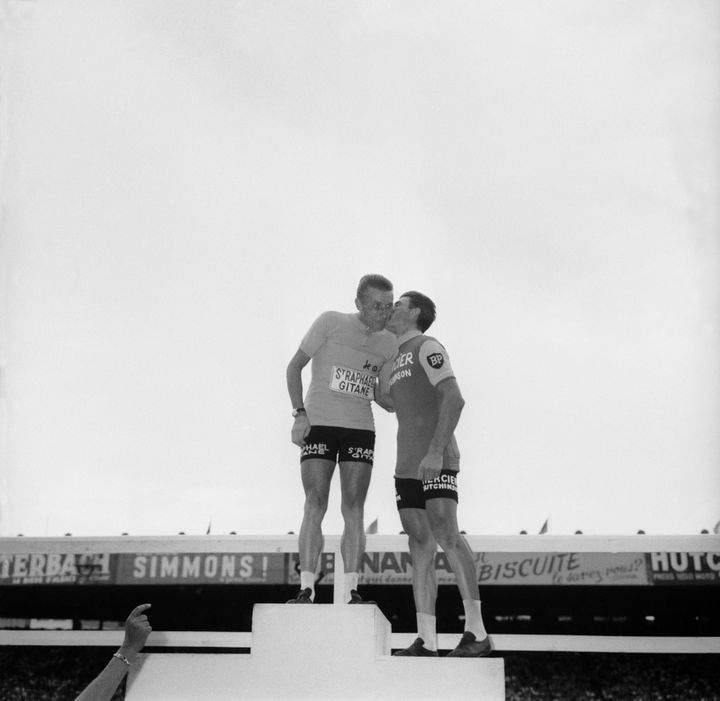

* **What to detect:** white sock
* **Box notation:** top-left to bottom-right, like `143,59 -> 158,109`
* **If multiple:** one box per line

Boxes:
463,599 -> 487,639
344,572 -> 359,602
300,571 -> 315,601
417,613 -> 437,651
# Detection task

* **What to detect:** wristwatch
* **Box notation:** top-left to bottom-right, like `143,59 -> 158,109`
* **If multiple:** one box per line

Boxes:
292,408 -> 306,418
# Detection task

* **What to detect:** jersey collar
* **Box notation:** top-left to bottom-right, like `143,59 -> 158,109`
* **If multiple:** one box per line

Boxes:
351,313 -> 372,334
397,329 -> 422,346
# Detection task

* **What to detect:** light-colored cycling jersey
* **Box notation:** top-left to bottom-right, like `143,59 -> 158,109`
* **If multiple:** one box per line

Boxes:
300,311 -> 398,431
388,331 -> 460,479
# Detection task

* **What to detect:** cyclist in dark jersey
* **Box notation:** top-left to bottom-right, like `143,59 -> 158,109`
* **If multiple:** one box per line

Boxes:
379,291 -> 492,657
286,274 -> 398,604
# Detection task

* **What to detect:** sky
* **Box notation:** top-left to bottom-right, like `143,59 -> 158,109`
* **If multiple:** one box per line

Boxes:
0,0 -> 718,538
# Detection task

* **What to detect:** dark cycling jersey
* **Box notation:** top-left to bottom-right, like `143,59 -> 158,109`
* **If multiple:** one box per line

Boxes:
388,330 -> 460,479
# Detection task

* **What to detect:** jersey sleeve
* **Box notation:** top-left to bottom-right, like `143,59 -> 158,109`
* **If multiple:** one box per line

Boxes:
417,338 -> 455,386
299,311 -> 331,358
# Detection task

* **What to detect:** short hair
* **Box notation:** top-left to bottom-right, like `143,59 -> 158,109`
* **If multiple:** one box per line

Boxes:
401,290 -> 436,332
357,274 -> 393,300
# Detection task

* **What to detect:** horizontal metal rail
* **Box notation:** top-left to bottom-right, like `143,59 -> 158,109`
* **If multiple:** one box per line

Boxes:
1,629 -> 718,654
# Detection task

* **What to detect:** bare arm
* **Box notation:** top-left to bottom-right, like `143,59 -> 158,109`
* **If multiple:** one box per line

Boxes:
75,604 -> 152,701
287,348 -> 311,446
419,378 -> 465,480
374,360 -> 395,413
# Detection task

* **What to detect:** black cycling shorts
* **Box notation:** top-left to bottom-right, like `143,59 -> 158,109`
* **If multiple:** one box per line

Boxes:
395,470 -> 459,510
300,425 -> 375,466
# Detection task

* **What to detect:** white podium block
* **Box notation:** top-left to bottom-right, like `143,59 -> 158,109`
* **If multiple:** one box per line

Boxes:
127,654 -> 250,701
126,604 -> 505,700
251,603 -> 391,662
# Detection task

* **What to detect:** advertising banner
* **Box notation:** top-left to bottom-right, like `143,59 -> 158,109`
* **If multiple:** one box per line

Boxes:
3,549 -> 718,586
0,552 -> 288,586
647,552 -> 720,585
476,552 -> 649,586
0,553 -> 114,585
288,551 -> 651,586
114,553 -> 288,585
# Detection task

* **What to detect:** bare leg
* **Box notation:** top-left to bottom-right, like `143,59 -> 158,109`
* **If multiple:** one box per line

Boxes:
426,498 -> 490,653
298,459 -> 335,574
426,498 -> 479,601
399,508 -> 438,616
338,461 -> 372,574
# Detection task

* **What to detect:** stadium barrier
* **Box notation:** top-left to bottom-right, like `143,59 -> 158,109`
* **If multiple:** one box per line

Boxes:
1,534 -> 718,653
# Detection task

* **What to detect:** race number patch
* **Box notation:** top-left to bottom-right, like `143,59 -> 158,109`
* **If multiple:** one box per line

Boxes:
330,366 -> 375,399
427,352 -> 445,369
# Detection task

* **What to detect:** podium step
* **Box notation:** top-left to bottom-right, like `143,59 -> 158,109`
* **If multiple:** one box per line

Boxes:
126,604 -> 504,700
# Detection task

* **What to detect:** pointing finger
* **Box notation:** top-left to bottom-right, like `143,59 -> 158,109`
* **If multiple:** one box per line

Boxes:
129,603 -> 152,618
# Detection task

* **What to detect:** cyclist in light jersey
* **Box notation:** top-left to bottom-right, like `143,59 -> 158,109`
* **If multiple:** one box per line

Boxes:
286,274 -> 398,604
